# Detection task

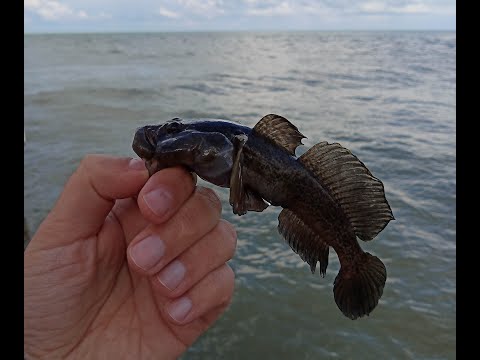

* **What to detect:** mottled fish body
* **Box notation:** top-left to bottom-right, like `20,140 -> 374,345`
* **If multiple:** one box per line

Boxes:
132,114 -> 394,319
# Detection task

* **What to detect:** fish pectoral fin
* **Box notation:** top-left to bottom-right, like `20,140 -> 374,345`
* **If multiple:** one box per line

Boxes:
252,114 -> 306,156
229,134 -> 248,215
277,208 -> 329,277
229,134 -> 269,215
299,142 -> 394,241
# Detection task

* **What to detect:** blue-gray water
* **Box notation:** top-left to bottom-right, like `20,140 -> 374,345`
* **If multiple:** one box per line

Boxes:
24,31 -> 456,359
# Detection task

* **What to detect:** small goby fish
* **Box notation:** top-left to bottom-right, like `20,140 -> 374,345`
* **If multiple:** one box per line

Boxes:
132,114 -> 394,320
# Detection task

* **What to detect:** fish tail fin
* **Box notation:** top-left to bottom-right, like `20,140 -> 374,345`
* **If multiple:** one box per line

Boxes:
333,252 -> 386,320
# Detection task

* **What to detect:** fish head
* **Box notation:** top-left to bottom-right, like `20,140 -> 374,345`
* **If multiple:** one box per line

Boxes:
132,118 -> 187,161
132,118 -> 235,186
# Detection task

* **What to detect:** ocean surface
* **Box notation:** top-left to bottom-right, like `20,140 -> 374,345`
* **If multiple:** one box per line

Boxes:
24,31 -> 456,359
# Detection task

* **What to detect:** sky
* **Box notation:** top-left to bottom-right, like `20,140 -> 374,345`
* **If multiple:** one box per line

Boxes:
24,0 -> 456,33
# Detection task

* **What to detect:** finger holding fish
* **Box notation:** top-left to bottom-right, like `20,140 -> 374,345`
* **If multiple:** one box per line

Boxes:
127,185 -> 222,276
136,166 -> 197,225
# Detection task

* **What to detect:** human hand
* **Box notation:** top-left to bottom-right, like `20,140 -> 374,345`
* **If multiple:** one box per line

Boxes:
24,155 -> 236,359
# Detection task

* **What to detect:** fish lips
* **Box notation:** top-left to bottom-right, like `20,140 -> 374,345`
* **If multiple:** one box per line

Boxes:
132,126 -> 157,160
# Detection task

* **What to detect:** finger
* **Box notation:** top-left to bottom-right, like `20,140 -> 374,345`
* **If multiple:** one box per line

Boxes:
127,186 -> 222,274
94,197 -> 148,269
162,264 -> 235,325
97,197 -> 149,256
102,166 -> 197,247
34,155 -> 148,247
154,220 -> 237,297
160,302 -> 232,349
110,197 -> 148,243
137,167 -> 197,224
97,167 -> 196,258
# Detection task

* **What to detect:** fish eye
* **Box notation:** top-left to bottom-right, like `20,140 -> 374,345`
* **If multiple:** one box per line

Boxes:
164,120 -> 184,133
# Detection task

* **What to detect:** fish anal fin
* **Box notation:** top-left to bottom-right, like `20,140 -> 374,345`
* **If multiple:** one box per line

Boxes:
253,114 -> 306,156
277,208 -> 329,277
299,142 -> 394,241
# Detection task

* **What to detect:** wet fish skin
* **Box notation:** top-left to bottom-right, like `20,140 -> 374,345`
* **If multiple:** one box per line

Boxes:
132,118 -> 250,183
132,114 -> 394,320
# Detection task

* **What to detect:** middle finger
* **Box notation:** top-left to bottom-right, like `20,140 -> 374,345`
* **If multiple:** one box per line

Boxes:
154,219 -> 237,298
127,186 -> 222,275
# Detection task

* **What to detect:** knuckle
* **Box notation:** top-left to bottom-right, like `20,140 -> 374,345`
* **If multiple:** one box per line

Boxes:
180,171 -> 197,194
79,154 -> 93,171
218,220 -> 237,258
220,265 -> 235,304
196,187 -> 222,214
175,167 -> 197,187
224,264 -> 235,283
79,154 -> 103,177
173,211 -> 195,239
170,187 -> 222,240
80,154 -> 99,167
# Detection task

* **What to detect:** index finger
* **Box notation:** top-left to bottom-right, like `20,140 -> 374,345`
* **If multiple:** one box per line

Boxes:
31,155 -> 149,249
137,167 -> 197,224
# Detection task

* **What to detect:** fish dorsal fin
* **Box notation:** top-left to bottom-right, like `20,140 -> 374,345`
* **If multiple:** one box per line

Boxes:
278,208 -> 329,277
252,114 -> 306,156
229,134 -> 269,215
299,142 -> 394,241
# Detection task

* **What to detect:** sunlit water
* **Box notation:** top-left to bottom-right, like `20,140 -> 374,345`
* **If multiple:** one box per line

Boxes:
24,31 -> 456,359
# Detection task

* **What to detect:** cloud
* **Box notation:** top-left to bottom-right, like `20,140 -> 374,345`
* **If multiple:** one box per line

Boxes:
158,6 -> 181,19
25,0 -> 89,20
243,0 -> 454,17
24,0 -> 456,32
246,1 -> 294,16
359,1 -> 431,14
176,0 -> 225,17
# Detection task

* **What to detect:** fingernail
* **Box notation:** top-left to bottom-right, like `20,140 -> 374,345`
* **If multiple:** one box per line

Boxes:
129,158 -> 146,171
157,260 -> 186,291
129,235 -> 165,270
166,297 -> 192,323
143,188 -> 173,217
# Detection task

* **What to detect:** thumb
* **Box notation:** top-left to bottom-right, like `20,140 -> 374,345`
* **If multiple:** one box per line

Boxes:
33,154 -> 148,248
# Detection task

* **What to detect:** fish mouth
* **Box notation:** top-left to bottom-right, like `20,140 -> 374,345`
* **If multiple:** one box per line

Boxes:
132,127 -> 156,160
144,158 -> 159,177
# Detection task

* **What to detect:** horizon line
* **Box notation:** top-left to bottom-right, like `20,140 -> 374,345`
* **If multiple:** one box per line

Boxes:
24,28 -> 456,35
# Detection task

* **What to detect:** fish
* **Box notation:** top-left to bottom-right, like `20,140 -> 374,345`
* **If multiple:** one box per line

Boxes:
132,114 -> 394,319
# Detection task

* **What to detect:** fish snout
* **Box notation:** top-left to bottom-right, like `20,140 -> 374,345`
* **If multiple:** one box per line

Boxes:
132,126 -> 156,160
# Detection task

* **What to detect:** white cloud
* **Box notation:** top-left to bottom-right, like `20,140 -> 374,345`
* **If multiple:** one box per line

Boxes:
243,0 -> 278,4
247,1 -> 293,16
246,1 -> 331,17
77,10 -> 88,19
244,0 -> 454,17
399,4 -> 430,14
359,1 -> 449,15
98,12 -> 112,20
176,0 -> 225,17
25,0 -> 89,20
158,6 -> 181,19
360,2 -> 386,13
24,0 -> 456,32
